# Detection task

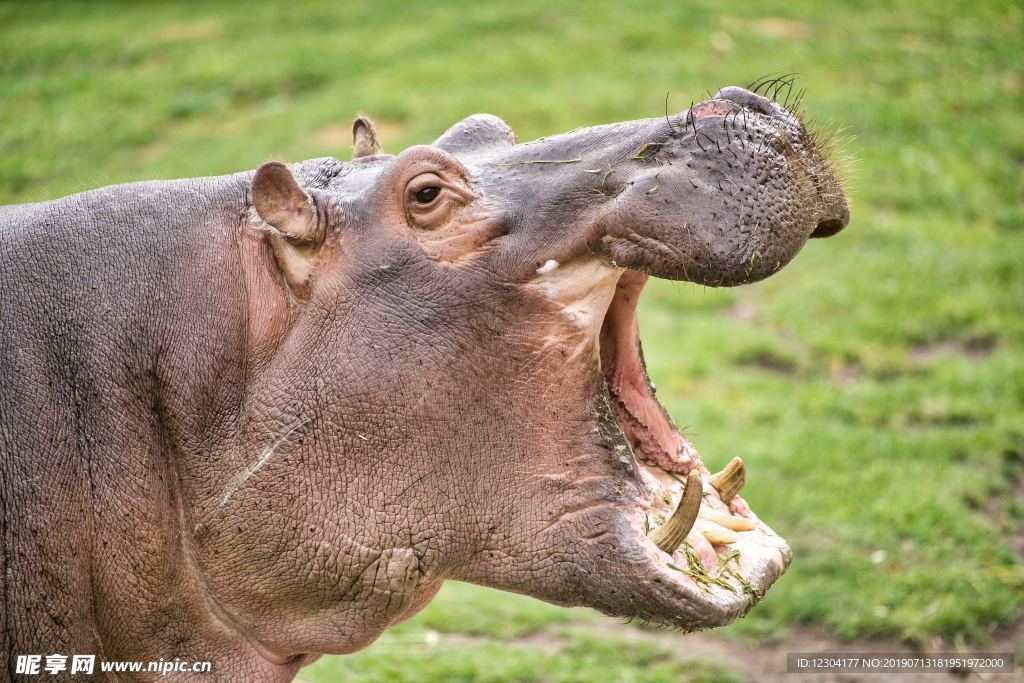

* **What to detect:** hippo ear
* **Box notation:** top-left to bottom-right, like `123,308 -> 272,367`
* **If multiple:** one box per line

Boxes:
251,161 -> 327,299
352,115 -> 382,158
432,114 -> 516,153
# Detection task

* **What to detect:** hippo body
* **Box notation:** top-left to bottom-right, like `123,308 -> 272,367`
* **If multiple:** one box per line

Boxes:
1,85 -> 847,681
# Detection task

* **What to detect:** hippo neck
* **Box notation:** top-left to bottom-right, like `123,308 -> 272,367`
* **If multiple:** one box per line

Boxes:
0,171 -> 311,677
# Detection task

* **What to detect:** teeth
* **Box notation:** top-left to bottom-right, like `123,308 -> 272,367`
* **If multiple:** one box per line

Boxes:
709,456 -> 745,502
649,471 -> 702,555
699,508 -> 758,532
695,519 -> 741,545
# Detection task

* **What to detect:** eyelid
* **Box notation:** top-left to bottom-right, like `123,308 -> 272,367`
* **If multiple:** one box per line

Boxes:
408,173 -> 444,195
407,173 -> 474,201
407,177 -> 445,213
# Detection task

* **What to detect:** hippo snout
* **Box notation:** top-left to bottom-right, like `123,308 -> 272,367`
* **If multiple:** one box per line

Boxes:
587,83 -> 851,285
713,85 -> 850,240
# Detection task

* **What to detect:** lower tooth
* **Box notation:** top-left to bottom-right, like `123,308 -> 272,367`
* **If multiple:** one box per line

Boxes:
709,456 -> 745,502
696,520 -> 740,545
648,472 -> 702,555
699,508 -> 757,531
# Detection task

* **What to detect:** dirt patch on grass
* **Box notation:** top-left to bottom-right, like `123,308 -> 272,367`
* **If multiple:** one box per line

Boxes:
130,139 -> 169,167
911,336 -> 999,363
964,335 -> 1000,358
718,17 -> 808,40
749,18 -> 809,39
829,359 -> 863,386
1003,480 -> 1024,563
986,445 -> 1024,563
735,349 -> 800,375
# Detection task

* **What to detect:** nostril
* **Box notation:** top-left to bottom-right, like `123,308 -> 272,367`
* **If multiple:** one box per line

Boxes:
713,86 -> 777,116
811,215 -> 848,239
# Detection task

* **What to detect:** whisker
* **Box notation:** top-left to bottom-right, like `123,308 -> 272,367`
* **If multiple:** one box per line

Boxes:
664,91 -> 678,134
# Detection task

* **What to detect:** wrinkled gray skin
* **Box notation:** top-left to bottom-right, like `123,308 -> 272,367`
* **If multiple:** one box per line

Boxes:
0,86 -> 847,681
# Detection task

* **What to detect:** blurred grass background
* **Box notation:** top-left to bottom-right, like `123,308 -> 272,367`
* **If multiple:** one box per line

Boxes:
2,1 -> 1022,681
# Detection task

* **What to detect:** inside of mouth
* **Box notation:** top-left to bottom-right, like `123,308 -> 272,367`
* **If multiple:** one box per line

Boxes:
598,269 -> 698,476
597,269 -> 788,596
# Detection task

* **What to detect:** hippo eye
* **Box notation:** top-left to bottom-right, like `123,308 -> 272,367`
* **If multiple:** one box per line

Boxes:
405,170 -> 472,230
414,186 -> 441,204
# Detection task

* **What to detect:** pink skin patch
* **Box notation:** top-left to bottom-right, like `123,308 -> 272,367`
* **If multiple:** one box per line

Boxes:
690,100 -> 739,119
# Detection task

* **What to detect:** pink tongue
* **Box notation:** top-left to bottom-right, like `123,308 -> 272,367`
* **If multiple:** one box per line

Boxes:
729,495 -> 754,518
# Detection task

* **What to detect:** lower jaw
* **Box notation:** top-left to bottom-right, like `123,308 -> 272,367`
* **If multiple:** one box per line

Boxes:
598,269 -> 791,603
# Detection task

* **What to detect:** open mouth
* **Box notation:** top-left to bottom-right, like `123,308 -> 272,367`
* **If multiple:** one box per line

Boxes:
534,259 -> 792,628
509,83 -> 851,626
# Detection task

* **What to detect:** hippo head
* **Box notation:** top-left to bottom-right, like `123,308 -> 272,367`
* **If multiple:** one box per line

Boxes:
229,85 -> 848,656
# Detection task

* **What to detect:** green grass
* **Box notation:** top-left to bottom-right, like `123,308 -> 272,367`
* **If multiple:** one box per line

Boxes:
302,584 -> 743,683
3,0 -> 1022,680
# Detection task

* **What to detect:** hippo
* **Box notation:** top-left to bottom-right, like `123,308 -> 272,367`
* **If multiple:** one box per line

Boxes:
0,83 -> 848,681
